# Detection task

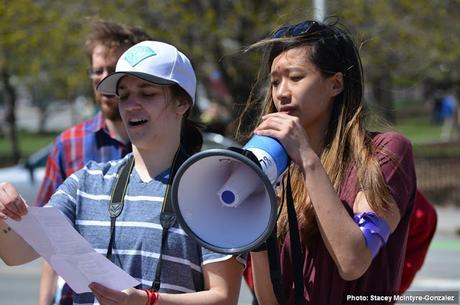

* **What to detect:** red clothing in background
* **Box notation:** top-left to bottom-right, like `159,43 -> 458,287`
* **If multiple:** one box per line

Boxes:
399,190 -> 437,293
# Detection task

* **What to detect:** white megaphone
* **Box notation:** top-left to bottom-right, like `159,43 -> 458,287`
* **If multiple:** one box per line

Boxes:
171,135 -> 289,254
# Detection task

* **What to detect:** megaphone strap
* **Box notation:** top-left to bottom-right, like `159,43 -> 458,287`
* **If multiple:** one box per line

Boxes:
285,168 -> 305,304
266,229 -> 288,304
266,167 -> 305,305
252,174 -> 287,254
106,148 -> 190,291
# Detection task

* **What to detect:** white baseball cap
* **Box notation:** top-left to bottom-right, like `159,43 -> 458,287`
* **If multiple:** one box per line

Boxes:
97,40 -> 196,104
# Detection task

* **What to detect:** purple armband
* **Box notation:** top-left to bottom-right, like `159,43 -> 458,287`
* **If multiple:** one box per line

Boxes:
353,212 -> 391,258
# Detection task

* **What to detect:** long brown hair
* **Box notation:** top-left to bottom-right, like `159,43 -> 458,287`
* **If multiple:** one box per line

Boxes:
236,20 -> 393,243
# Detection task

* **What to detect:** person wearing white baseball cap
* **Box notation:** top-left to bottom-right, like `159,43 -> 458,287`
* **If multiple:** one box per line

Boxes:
0,40 -> 244,305
97,40 -> 197,105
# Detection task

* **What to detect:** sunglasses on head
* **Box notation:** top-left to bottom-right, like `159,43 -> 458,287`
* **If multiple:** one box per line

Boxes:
272,20 -> 320,38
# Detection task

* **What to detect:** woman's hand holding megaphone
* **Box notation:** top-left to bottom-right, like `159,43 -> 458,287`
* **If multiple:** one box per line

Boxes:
254,112 -> 316,169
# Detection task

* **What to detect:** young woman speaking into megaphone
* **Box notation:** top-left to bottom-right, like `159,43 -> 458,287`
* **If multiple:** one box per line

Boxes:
238,19 -> 416,305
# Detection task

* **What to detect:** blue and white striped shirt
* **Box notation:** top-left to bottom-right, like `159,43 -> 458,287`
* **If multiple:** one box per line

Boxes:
48,153 -> 240,305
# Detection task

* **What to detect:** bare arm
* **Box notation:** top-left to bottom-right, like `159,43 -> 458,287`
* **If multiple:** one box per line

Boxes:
254,113 -> 402,280
250,251 -> 278,305
159,257 -> 243,304
0,182 -> 40,265
302,151 -> 400,280
0,220 -> 39,265
89,257 -> 244,305
37,261 -> 58,305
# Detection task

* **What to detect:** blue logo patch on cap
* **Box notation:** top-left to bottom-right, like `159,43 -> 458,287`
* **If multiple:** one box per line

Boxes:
124,46 -> 157,67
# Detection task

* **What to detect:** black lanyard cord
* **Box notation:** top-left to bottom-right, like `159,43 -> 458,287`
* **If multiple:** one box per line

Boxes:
266,166 -> 305,305
107,148 -> 189,291
107,155 -> 135,260
285,167 -> 305,304
152,213 -> 174,291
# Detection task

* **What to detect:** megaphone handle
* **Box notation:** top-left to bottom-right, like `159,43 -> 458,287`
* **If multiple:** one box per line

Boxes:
227,146 -> 261,168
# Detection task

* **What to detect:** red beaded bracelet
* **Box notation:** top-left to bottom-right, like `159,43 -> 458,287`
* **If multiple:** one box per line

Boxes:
144,288 -> 159,305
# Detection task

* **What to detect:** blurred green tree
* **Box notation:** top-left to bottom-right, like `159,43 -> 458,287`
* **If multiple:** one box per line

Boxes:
93,0 -> 459,125
1,0 -> 459,163
332,0 -> 460,122
89,0 -> 315,133
0,0 -> 86,162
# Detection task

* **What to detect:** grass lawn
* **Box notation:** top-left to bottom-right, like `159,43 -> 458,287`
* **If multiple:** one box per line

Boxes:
391,118 -> 443,144
370,115 -> 460,158
369,113 -> 444,144
374,121 -> 460,168
0,130 -> 58,167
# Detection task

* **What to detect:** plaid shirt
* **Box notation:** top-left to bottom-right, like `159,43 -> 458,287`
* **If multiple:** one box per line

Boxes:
35,112 -> 131,207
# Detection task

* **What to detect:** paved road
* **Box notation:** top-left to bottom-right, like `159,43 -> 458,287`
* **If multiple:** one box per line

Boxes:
1,206 -> 459,305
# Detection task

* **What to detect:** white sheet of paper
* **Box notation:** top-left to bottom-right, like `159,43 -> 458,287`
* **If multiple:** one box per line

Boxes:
5,207 -> 140,293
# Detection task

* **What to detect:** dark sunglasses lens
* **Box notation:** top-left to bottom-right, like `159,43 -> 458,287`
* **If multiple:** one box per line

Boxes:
273,21 -> 318,38
273,26 -> 289,38
291,21 -> 316,36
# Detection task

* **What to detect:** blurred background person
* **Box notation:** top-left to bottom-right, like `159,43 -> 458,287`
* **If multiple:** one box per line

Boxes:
439,92 -> 458,141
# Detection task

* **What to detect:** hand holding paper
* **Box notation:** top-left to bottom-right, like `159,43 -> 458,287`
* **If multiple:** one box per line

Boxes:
5,207 -> 140,293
